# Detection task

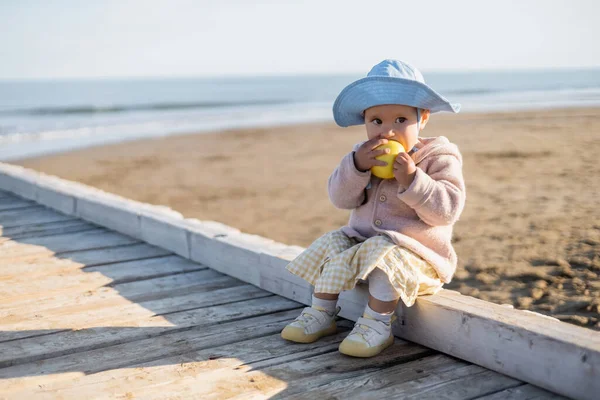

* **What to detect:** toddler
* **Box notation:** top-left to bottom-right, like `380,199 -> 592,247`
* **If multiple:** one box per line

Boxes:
281,59 -> 465,358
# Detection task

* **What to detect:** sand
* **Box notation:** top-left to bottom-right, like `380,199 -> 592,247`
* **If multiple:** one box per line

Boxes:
14,107 -> 600,330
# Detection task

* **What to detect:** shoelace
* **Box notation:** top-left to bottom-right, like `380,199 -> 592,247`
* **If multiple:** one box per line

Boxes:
294,308 -> 331,326
351,318 -> 389,341
295,312 -> 316,327
353,324 -> 371,340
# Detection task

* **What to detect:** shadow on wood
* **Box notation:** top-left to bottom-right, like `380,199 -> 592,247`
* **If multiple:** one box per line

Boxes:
0,190 -> 568,399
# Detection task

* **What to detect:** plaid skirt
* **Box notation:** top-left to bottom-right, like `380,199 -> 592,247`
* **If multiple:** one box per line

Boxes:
286,229 -> 443,307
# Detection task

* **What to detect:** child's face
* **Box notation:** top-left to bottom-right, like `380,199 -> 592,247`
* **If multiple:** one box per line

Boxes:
363,104 -> 429,151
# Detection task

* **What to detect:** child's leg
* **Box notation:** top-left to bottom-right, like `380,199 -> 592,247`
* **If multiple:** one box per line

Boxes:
312,292 -> 339,314
339,268 -> 399,357
367,266 -> 400,314
282,229 -> 358,344
313,292 -> 339,300
367,297 -> 399,319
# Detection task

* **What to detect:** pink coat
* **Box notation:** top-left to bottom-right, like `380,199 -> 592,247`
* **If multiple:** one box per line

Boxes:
328,136 -> 466,283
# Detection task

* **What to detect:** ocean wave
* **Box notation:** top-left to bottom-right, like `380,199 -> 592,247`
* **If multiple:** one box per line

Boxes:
444,84 -> 600,97
0,99 -> 293,116
444,88 -> 495,95
0,123 -> 157,144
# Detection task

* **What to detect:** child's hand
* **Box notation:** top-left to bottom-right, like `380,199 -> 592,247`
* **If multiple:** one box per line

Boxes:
393,152 -> 417,187
353,136 -> 393,172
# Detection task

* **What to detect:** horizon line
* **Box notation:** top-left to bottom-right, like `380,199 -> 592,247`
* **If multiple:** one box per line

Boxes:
1,65 -> 600,83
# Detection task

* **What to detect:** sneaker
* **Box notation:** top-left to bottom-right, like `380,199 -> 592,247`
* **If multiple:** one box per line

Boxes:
281,306 -> 340,343
338,315 -> 395,357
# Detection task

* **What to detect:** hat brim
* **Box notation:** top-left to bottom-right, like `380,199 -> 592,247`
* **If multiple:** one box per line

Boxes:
332,76 -> 461,127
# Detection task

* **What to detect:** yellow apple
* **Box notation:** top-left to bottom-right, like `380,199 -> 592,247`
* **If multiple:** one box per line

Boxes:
371,140 -> 405,179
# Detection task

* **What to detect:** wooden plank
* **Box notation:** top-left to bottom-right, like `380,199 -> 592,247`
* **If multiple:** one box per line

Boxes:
0,230 -> 140,265
0,207 -> 74,228
0,295 -> 301,366
0,252 -> 163,282
0,240 -> 56,263
0,284 -> 275,368
476,383 -> 568,399
57,243 -> 172,266
110,268 -> 233,302
0,219 -> 99,240
0,196 -> 29,205
0,270 -> 242,339
140,213 -> 190,258
0,196 -> 28,204
0,244 -> 172,279
0,197 -> 36,211
0,168 -> 38,200
0,309 -> 307,386
1,255 -> 200,286
55,335 -> 431,400
368,369 -> 522,399
29,336 -> 428,400
13,229 -> 139,254
3,325 -> 347,398
1,264 -> 114,299
76,195 -> 143,239
83,255 -> 204,284
0,205 -> 41,218
0,273 -> 249,332
0,191 -> 16,199
0,265 -> 216,312
280,354 -> 470,399
219,342 -> 434,399
281,355 -> 522,400
0,311 -> 346,398
397,290 -> 600,400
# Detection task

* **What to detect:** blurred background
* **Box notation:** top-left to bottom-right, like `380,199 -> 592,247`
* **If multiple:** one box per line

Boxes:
1,0 -> 599,329
1,0 -> 599,159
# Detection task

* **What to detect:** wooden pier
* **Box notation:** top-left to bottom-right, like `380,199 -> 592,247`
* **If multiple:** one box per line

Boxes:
0,163 -> 596,399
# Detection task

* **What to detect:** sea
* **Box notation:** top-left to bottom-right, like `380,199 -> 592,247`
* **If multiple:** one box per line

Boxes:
1,68 -> 599,161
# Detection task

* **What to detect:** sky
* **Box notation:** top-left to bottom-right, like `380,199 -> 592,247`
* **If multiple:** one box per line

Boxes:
1,0 -> 599,80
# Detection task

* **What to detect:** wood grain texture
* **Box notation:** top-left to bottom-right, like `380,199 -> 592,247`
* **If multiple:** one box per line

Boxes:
0,206 -> 74,228
0,219 -> 99,240
476,384 -> 568,400
0,295 -> 301,367
1,168 -> 581,400
0,197 -> 36,211
0,309 -> 307,395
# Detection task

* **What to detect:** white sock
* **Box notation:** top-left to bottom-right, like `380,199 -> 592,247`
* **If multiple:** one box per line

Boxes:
364,304 -> 393,325
312,294 -> 337,315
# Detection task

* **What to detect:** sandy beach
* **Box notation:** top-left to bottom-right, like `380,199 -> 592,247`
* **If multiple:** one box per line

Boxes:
14,107 -> 600,330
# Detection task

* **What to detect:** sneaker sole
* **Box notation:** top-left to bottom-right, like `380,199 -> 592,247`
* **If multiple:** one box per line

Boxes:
338,334 -> 394,358
281,322 -> 337,343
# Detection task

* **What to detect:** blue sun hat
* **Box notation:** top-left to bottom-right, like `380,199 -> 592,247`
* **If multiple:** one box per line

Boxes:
332,59 -> 461,127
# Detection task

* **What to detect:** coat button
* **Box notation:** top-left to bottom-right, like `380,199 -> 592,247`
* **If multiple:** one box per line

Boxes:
379,195 -> 386,202
374,219 -> 382,226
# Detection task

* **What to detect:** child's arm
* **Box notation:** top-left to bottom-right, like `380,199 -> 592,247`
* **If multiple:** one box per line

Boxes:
397,154 -> 466,226
327,143 -> 371,209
